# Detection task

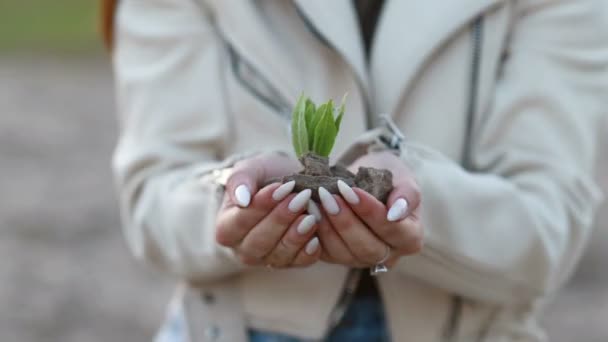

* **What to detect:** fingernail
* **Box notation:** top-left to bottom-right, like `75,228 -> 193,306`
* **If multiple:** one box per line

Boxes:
297,215 -> 317,235
235,184 -> 251,207
272,180 -> 295,201
337,180 -> 359,205
288,189 -> 312,213
305,237 -> 320,255
318,187 -> 340,215
387,198 -> 408,222
307,200 -> 322,222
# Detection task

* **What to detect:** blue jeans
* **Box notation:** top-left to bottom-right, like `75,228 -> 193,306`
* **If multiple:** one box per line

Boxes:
248,296 -> 389,342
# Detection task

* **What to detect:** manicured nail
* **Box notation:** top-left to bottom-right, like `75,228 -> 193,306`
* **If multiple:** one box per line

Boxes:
288,189 -> 312,213
305,237 -> 320,255
318,187 -> 340,215
235,184 -> 251,207
387,198 -> 408,222
297,215 -> 317,235
337,180 -> 359,205
272,180 -> 295,201
307,200 -> 322,222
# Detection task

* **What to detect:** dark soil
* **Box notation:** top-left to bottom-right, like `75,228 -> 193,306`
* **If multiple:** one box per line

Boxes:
282,152 -> 393,203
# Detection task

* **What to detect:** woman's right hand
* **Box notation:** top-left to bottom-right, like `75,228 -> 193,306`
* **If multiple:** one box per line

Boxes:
215,153 -> 322,268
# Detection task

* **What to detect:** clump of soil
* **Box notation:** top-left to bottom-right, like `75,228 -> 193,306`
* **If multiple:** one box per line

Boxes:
281,152 -> 393,203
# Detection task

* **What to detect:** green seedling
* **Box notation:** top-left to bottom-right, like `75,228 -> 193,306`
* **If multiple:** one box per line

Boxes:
291,94 -> 346,158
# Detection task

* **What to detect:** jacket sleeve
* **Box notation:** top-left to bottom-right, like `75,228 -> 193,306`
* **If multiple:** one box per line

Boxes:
112,0 -> 246,282
396,0 -> 608,305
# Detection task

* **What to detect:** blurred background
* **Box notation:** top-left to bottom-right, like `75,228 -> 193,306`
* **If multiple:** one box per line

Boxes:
0,1 -> 606,341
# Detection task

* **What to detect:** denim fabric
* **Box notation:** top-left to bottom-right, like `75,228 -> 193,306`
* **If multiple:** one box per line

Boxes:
248,296 -> 389,342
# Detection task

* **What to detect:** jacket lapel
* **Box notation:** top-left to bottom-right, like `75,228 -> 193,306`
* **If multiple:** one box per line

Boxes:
371,0 -> 504,116
208,0 -> 301,106
293,0 -> 369,94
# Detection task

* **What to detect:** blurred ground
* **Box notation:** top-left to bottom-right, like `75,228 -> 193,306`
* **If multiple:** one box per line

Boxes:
0,58 -> 172,342
0,57 -> 606,342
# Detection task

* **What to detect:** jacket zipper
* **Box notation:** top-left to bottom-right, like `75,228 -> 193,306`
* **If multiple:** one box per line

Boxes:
198,0 -> 293,119
462,16 -> 484,171
443,16 -> 484,342
226,44 -> 292,117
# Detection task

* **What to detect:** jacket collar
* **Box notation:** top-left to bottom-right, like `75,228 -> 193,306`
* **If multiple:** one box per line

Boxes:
370,0 -> 504,116
293,0 -> 505,118
293,0 -> 368,95
209,0 -> 504,118
208,0 -> 301,106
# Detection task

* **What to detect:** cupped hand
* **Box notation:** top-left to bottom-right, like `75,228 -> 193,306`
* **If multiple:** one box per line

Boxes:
316,151 -> 423,269
215,152 -> 322,268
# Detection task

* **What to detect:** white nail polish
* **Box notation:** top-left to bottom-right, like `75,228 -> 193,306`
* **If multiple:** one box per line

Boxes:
305,237 -> 320,255
272,180 -> 295,201
387,198 -> 408,222
288,189 -> 312,213
297,215 -> 317,235
337,180 -> 359,205
318,187 -> 340,215
235,184 -> 251,207
307,200 -> 322,222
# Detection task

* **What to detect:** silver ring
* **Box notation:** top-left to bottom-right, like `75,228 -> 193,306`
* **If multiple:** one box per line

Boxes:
370,245 -> 391,276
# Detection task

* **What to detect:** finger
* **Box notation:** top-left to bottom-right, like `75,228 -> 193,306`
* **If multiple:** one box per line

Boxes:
236,251 -> 263,267
225,159 -> 265,208
386,180 -> 421,221
215,181 -> 294,247
347,187 -> 423,253
225,153 -> 301,208
307,200 -> 322,222
316,212 -> 362,266
263,214 -> 318,268
238,189 -> 312,259
291,237 -> 322,267
318,187 -> 388,265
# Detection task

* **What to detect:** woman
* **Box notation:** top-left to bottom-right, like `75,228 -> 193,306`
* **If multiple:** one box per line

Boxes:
104,0 -> 607,341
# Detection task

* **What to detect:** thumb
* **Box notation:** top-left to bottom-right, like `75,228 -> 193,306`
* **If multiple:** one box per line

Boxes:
386,180 -> 421,222
225,159 -> 266,208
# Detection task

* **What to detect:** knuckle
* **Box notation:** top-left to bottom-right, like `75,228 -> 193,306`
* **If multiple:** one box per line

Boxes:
320,252 -> 333,263
354,201 -> 374,217
242,236 -> 275,258
356,245 -> 382,265
265,242 -> 292,267
331,216 -> 355,233
272,204 -> 297,224
409,222 -> 424,243
294,255 -> 315,268
408,182 -> 422,208
404,224 -> 424,254
238,252 -> 259,266
232,157 -> 259,173
404,239 -> 423,255
215,225 -> 234,247
281,234 -> 301,251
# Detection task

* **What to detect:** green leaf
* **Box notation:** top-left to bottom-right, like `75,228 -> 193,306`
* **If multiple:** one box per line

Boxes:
312,101 -> 338,157
290,94 -> 347,158
308,103 -> 326,148
334,94 -> 346,131
304,99 -> 317,149
291,94 -> 309,157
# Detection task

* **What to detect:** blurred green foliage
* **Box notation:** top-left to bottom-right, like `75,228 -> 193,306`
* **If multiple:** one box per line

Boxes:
0,0 -> 100,54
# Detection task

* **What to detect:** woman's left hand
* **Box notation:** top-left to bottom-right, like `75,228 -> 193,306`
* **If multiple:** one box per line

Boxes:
316,151 -> 423,269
